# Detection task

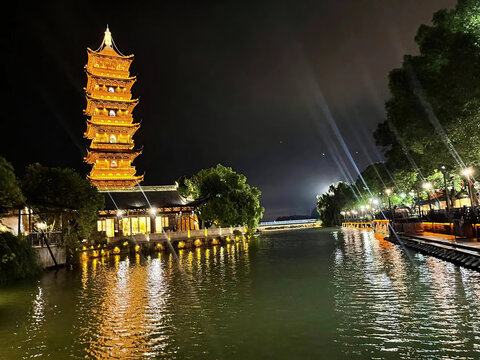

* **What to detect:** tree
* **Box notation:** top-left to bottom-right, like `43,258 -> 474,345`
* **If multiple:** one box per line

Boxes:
375,0 -> 480,177
22,164 -> 104,245
178,164 -> 264,231
0,156 -> 24,211
316,182 -> 355,226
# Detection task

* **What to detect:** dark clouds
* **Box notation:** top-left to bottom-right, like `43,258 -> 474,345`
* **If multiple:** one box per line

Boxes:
3,0 -> 455,220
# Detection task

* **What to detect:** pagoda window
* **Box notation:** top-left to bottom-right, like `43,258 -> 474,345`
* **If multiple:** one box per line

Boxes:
109,109 -> 116,117
108,86 -> 115,93
109,135 -> 117,143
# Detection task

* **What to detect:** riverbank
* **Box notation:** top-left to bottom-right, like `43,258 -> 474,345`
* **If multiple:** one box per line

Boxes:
79,226 -> 248,260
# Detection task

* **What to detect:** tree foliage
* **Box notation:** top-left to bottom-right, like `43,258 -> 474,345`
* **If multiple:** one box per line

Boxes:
0,156 -> 24,211
316,182 -> 355,226
178,164 -> 264,230
22,164 -> 104,242
375,0 -> 480,176
0,232 -> 41,284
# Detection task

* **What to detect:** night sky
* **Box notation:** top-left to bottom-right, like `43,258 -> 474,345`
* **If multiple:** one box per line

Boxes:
3,0 -> 455,220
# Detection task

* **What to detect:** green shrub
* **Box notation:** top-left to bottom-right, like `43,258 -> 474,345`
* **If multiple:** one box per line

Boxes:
0,232 -> 41,284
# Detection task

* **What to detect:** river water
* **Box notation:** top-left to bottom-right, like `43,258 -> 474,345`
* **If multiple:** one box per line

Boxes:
1,228 -> 480,359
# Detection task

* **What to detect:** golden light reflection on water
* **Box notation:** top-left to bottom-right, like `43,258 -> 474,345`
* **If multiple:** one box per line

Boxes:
72,241 -> 251,359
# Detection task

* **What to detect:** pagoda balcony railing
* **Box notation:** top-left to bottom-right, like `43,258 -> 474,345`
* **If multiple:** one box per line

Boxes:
90,169 -> 137,176
89,114 -> 134,125
90,171 -> 138,178
90,142 -> 134,151
90,90 -> 132,101
89,66 -> 130,79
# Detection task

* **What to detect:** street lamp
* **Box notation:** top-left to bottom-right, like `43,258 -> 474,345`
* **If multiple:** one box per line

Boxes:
461,167 -> 475,207
385,188 -> 393,221
440,166 -> 451,211
461,167 -> 473,177
423,182 -> 433,212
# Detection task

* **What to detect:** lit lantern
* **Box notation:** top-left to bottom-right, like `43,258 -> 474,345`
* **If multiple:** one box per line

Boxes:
194,239 -> 202,247
113,246 -> 120,254
135,245 -> 140,252
178,241 -> 186,249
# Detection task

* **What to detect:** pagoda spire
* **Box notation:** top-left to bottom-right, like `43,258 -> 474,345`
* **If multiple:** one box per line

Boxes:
104,25 -> 112,47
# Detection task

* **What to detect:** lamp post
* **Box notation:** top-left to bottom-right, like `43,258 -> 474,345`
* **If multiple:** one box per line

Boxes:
441,166 -> 450,211
385,188 -> 393,221
116,209 -> 123,236
461,167 -> 475,207
423,182 -> 433,212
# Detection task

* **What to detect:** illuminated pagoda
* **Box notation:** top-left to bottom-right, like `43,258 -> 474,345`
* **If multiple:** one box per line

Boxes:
83,28 -> 201,239
84,26 -> 144,190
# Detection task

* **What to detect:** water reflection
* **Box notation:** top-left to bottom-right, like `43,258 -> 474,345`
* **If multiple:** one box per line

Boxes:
73,242 -> 251,359
335,228 -> 480,359
3,231 -> 480,359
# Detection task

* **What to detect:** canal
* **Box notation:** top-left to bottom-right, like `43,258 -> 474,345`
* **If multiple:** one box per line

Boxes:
1,228 -> 480,359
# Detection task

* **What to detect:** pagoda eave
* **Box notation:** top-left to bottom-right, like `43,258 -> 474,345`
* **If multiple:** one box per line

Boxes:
88,175 -> 144,190
84,148 -> 142,163
87,47 -> 134,59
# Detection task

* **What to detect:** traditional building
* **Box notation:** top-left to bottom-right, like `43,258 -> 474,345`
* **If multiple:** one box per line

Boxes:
84,26 -> 143,190
97,185 -> 201,238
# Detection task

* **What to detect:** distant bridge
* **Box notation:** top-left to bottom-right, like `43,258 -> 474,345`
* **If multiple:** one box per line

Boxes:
258,219 -> 321,231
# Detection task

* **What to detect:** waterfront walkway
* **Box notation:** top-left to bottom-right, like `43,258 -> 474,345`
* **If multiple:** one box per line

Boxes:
389,231 -> 480,270
399,232 -> 480,255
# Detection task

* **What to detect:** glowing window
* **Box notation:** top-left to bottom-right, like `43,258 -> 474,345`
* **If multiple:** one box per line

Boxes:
109,135 -> 117,143
111,160 -> 118,168
109,110 -> 116,117
108,86 -> 115,93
